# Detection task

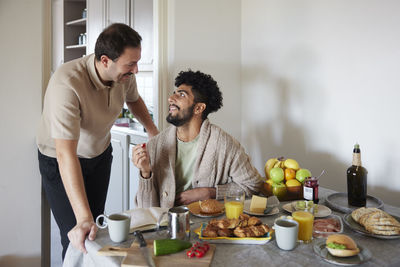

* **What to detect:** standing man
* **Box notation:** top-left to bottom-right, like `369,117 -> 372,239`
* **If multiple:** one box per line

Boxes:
37,23 -> 158,259
132,70 -> 263,208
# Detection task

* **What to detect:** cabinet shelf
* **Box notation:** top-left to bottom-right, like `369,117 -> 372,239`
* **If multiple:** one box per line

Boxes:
66,17 -> 86,26
66,44 -> 87,49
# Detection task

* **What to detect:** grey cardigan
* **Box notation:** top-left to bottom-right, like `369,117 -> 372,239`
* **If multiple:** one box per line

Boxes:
135,119 -> 264,208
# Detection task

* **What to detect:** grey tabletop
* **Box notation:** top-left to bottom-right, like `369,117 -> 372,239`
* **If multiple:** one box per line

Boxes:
63,187 -> 400,267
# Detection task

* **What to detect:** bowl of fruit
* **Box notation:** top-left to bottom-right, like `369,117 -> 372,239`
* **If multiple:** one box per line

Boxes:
262,157 -> 311,201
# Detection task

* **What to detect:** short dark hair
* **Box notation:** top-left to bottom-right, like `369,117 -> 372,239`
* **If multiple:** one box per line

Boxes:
95,23 -> 142,61
175,70 -> 223,120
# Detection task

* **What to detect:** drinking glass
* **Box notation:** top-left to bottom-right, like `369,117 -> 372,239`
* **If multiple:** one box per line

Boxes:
292,210 -> 314,243
224,188 -> 245,219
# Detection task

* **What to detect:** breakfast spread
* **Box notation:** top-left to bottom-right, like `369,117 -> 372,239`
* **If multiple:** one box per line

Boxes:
202,214 -> 270,238
351,207 -> 400,235
249,195 -> 267,213
325,234 -> 360,257
199,199 -> 224,214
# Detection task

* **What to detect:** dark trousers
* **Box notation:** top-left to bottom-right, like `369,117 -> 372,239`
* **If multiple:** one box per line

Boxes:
38,145 -> 113,260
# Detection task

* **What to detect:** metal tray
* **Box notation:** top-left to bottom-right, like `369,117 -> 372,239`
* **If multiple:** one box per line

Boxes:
325,193 -> 383,213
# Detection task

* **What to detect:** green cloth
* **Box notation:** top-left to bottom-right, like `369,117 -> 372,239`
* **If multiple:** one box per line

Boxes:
175,135 -> 199,194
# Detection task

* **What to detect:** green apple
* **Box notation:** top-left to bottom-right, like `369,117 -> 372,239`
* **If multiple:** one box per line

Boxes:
296,168 -> 312,183
272,182 -> 287,199
270,167 -> 284,183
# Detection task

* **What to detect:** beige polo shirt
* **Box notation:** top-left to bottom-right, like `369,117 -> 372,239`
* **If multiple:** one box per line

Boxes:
37,54 -> 139,158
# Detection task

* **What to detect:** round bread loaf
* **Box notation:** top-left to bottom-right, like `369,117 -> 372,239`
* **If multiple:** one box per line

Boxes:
199,199 -> 222,214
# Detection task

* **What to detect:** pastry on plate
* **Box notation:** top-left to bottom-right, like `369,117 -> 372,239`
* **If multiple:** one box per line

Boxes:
199,199 -> 223,214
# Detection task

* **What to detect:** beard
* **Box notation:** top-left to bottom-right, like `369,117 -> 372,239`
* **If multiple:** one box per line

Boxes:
166,104 -> 195,127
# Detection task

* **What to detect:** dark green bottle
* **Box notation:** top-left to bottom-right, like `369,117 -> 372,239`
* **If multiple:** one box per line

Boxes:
347,144 -> 368,207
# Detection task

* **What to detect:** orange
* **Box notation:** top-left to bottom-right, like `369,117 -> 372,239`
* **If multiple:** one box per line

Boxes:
284,168 -> 296,180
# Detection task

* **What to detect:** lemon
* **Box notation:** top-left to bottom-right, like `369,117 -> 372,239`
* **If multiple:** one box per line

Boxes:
284,159 -> 300,170
286,179 -> 301,187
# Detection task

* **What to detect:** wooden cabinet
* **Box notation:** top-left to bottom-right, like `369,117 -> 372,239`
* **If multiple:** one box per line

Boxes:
105,131 -> 129,214
107,128 -> 147,213
52,0 -> 88,70
128,134 -> 148,209
86,0 -> 153,69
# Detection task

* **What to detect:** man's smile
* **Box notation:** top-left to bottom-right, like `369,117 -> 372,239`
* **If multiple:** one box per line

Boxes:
169,104 -> 180,112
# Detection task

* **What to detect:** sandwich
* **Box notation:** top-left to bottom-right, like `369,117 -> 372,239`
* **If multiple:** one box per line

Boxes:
325,234 -> 360,257
199,199 -> 223,214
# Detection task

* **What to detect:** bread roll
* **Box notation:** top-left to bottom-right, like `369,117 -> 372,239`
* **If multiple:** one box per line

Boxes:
326,234 -> 360,257
199,199 -> 223,214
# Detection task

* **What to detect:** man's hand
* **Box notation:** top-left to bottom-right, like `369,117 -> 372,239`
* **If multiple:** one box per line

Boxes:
67,219 -> 98,254
132,143 -> 151,178
175,187 -> 216,206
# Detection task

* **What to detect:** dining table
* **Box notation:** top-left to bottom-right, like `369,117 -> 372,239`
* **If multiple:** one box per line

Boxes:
63,187 -> 400,267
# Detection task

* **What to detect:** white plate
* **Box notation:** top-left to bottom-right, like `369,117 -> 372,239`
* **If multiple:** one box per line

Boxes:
282,202 -> 332,218
187,201 -> 225,218
243,198 -> 280,216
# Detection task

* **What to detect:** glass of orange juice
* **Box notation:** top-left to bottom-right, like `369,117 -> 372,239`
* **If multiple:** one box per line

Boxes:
224,188 -> 245,219
292,210 -> 314,243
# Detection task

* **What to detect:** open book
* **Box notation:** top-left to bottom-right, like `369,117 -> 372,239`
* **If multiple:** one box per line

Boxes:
125,207 -> 169,233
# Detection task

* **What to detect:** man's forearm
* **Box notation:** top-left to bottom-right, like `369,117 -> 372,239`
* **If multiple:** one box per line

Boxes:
126,97 -> 159,137
56,140 -> 93,222
58,156 -> 92,222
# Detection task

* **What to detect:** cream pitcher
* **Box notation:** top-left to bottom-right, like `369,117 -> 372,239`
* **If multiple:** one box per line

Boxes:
157,206 -> 190,240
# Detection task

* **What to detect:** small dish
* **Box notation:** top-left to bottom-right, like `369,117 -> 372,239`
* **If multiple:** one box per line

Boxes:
292,200 -> 315,212
314,239 -> 372,266
313,214 -> 343,238
282,202 -> 332,218
243,196 -> 280,216
187,201 -> 225,218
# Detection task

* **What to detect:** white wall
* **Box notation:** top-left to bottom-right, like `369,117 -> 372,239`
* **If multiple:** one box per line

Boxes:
0,0 -> 43,266
167,0 -> 400,206
166,0 -> 242,139
241,0 -> 400,206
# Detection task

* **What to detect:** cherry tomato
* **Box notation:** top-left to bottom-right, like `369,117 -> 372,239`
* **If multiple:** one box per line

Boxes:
194,250 -> 204,258
195,247 -> 205,254
186,250 -> 195,258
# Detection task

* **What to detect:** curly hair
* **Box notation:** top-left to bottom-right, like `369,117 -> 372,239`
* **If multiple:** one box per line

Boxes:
175,70 -> 223,120
95,23 -> 142,61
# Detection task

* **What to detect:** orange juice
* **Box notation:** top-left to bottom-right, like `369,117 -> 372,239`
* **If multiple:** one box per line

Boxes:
224,201 -> 244,219
292,211 -> 314,243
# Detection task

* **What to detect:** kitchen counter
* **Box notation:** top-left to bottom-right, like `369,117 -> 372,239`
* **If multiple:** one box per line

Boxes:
112,125 -> 147,139
63,187 -> 400,267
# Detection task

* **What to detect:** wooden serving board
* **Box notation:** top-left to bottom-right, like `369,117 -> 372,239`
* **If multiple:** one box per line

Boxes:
98,240 -> 215,267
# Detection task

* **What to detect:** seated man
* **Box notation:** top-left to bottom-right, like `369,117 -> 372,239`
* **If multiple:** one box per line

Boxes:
132,70 -> 263,208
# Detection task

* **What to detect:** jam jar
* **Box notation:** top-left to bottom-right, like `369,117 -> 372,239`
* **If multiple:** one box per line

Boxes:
303,176 -> 319,203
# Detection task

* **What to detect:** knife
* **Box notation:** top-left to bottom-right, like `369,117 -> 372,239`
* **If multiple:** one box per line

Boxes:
134,231 -> 156,267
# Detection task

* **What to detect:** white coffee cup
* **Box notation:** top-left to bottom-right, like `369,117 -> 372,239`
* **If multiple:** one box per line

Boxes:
274,218 -> 299,250
96,213 -> 131,243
